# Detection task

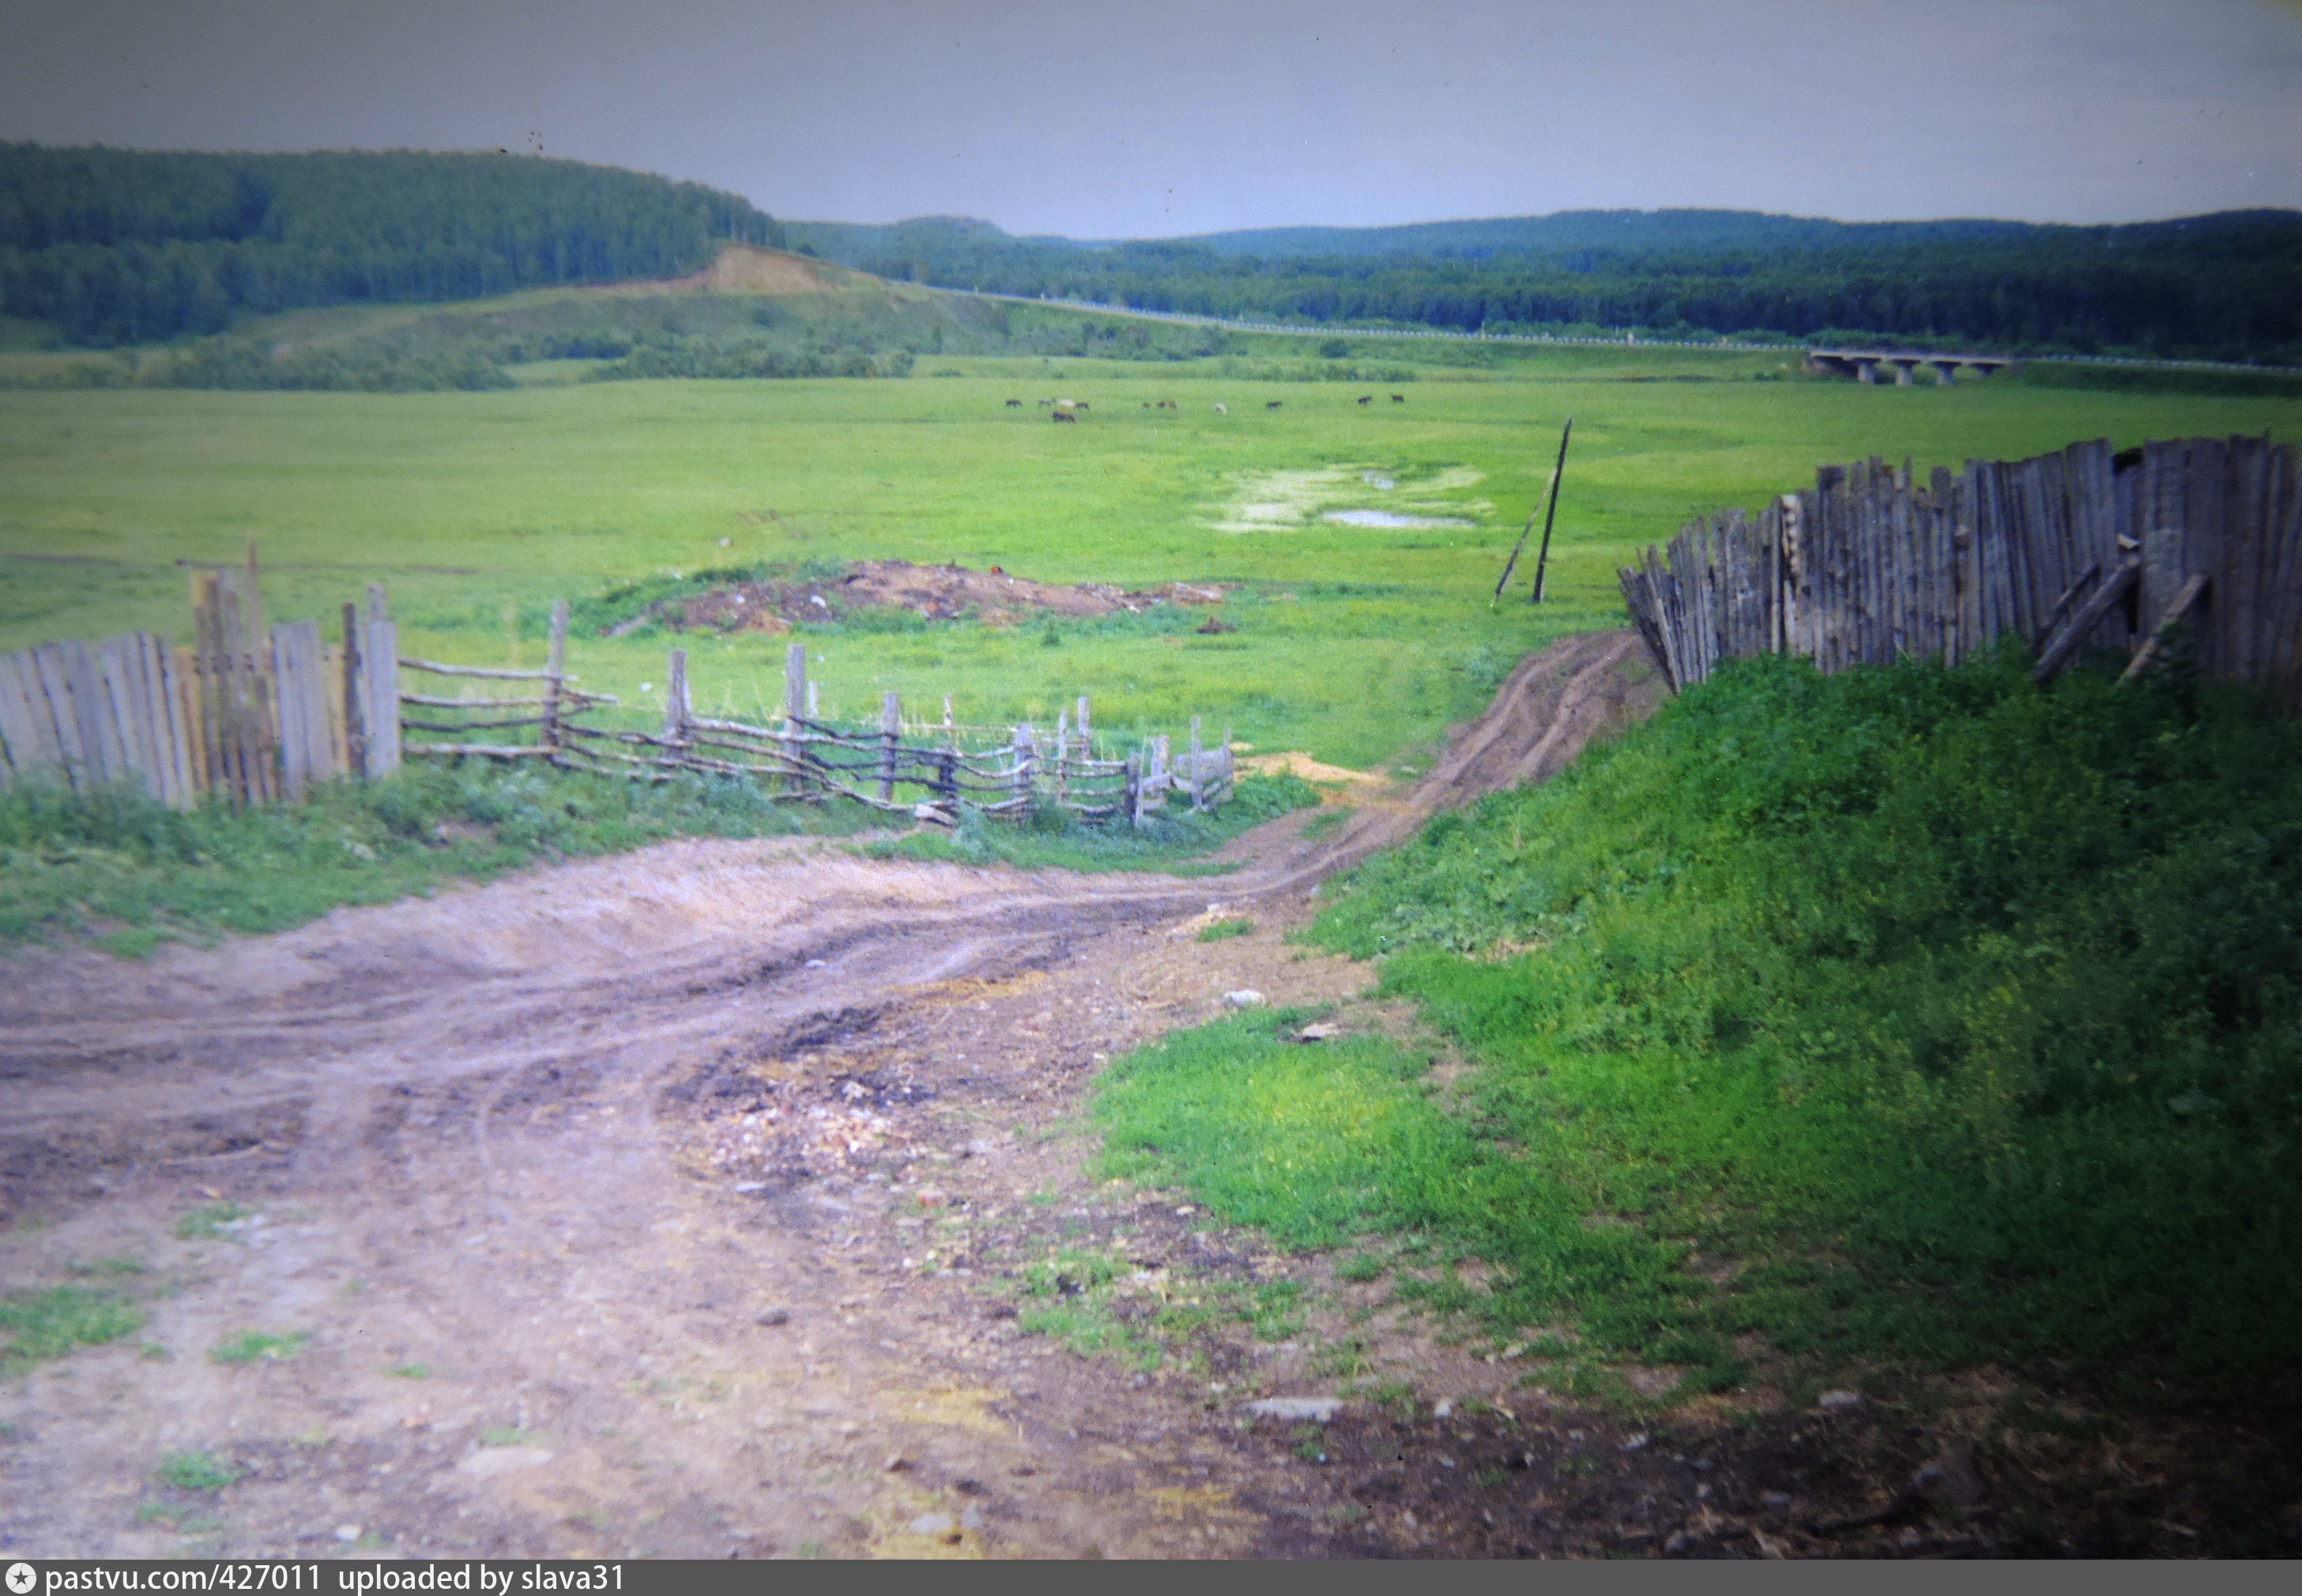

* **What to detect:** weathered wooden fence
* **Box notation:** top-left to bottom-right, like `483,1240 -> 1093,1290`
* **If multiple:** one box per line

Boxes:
1620,434 -> 2302,712
554,642 -> 1232,826
0,555 -> 1236,826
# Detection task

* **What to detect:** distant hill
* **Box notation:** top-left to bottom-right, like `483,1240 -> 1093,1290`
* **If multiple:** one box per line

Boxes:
1083,209 -> 2042,258
0,145 -> 785,345
784,207 -> 2302,363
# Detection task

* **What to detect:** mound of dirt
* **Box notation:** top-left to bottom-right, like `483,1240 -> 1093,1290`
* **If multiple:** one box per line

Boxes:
639,560 -> 1232,635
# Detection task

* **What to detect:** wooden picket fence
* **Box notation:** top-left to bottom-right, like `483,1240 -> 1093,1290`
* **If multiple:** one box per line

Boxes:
0,555 -> 1237,826
1620,434 -> 2302,711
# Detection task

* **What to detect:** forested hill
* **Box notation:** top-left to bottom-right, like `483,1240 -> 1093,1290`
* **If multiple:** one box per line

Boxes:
1,145 -> 785,344
1096,209 -> 2044,258
789,209 -> 2302,363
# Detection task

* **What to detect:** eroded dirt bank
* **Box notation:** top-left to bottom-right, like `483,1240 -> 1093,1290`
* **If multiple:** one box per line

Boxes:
2,634 -> 2226,1559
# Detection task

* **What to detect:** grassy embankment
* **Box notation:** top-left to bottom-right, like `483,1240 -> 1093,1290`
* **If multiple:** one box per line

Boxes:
1093,647 -> 2302,1413
2,313 -> 2295,950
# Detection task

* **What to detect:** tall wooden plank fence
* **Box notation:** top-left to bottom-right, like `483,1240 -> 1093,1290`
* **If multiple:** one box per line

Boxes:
1621,434 -> 2302,712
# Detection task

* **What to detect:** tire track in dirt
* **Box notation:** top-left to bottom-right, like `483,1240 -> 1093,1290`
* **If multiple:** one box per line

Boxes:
1,632 -> 1674,1560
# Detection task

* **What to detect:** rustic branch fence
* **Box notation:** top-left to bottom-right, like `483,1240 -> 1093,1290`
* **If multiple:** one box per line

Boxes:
0,554 -> 1235,827
1620,434 -> 2302,712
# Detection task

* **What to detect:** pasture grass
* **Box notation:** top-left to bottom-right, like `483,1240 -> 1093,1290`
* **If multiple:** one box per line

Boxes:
2,318 -> 2295,947
6,341 -> 2294,780
1094,649 -> 2302,1405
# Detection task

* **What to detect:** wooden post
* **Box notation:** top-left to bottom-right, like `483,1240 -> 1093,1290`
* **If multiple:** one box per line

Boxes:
878,691 -> 901,804
1125,751 -> 1142,828
1012,724 -> 1034,815
237,548 -> 278,804
1530,416 -> 1574,604
363,585 -> 400,780
942,694 -> 955,742
664,649 -> 689,743
341,601 -> 367,780
1054,706 -> 1070,807
542,598 -> 568,755
783,641 -> 807,796
1188,715 -> 1204,811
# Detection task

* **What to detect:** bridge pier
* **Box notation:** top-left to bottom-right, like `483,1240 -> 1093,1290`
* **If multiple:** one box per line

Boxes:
1933,361 -> 1961,386
1888,359 -> 1918,386
1856,358 -> 1880,384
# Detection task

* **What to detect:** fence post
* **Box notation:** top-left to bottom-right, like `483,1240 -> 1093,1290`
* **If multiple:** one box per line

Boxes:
663,648 -> 689,748
362,584 -> 401,780
1221,723 -> 1234,802
1054,706 -> 1070,808
543,599 -> 568,757
784,642 -> 808,797
1012,724 -> 1034,815
878,691 -> 900,804
341,602 -> 366,780
1125,751 -> 1141,827
1188,715 -> 1204,811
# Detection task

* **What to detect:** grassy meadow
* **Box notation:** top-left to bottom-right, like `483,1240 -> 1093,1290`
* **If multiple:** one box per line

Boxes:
6,322 -> 2298,774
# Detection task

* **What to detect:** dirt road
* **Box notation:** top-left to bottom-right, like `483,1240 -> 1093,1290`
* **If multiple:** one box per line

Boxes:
4,631 -> 2000,1560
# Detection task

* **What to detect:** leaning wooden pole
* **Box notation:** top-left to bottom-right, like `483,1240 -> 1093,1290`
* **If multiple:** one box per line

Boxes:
1494,416 -> 1573,604
1529,416 -> 1574,604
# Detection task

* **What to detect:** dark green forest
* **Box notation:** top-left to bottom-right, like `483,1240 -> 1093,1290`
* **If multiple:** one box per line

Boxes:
790,209 -> 2302,364
10,145 -> 2297,365
0,145 -> 783,344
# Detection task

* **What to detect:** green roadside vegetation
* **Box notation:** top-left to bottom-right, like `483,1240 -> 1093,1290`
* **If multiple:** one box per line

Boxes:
1094,646 -> 2302,1406
0,762 -> 880,954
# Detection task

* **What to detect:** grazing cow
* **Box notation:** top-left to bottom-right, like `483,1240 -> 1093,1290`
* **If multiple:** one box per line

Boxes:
1037,398 -> 1053,407
1265,400 -> 1283,410
1390,393 -> 1405,402
1075,401 -> 1090,411
1051,409 -> 1076,423
1143,401 -> 1152,408
1358,394 -> 1373,405
1005,398 -> 1022,408
1213,403 -> 1227,414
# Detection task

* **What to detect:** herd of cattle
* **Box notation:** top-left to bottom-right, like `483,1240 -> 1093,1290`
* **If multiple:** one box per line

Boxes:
1004,393 -> 1407,421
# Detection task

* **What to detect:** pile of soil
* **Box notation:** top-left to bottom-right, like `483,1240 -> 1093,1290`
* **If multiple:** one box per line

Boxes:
650,560 -> 1232,634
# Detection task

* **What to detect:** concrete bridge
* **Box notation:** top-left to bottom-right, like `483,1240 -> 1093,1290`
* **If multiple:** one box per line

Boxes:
1806,348 -> 2018,386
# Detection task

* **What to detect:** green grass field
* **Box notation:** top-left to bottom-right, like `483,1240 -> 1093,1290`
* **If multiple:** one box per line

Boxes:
6,329 -> 2295,773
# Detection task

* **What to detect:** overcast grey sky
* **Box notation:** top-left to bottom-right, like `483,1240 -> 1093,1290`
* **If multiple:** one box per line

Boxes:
6,0 -> 2299,235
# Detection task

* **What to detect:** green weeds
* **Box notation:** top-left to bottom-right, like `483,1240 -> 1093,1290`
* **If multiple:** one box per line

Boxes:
154,1450 -> 242,1491
1197,917 -> 1254,942
208,1331 -> 308,1365
0,1285 -> 148,1376
173,1202 -> 251,1240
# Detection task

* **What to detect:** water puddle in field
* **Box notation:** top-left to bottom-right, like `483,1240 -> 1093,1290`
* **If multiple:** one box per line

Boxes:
1323,509 -> 1474,529
1210,465 -> 1488,533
